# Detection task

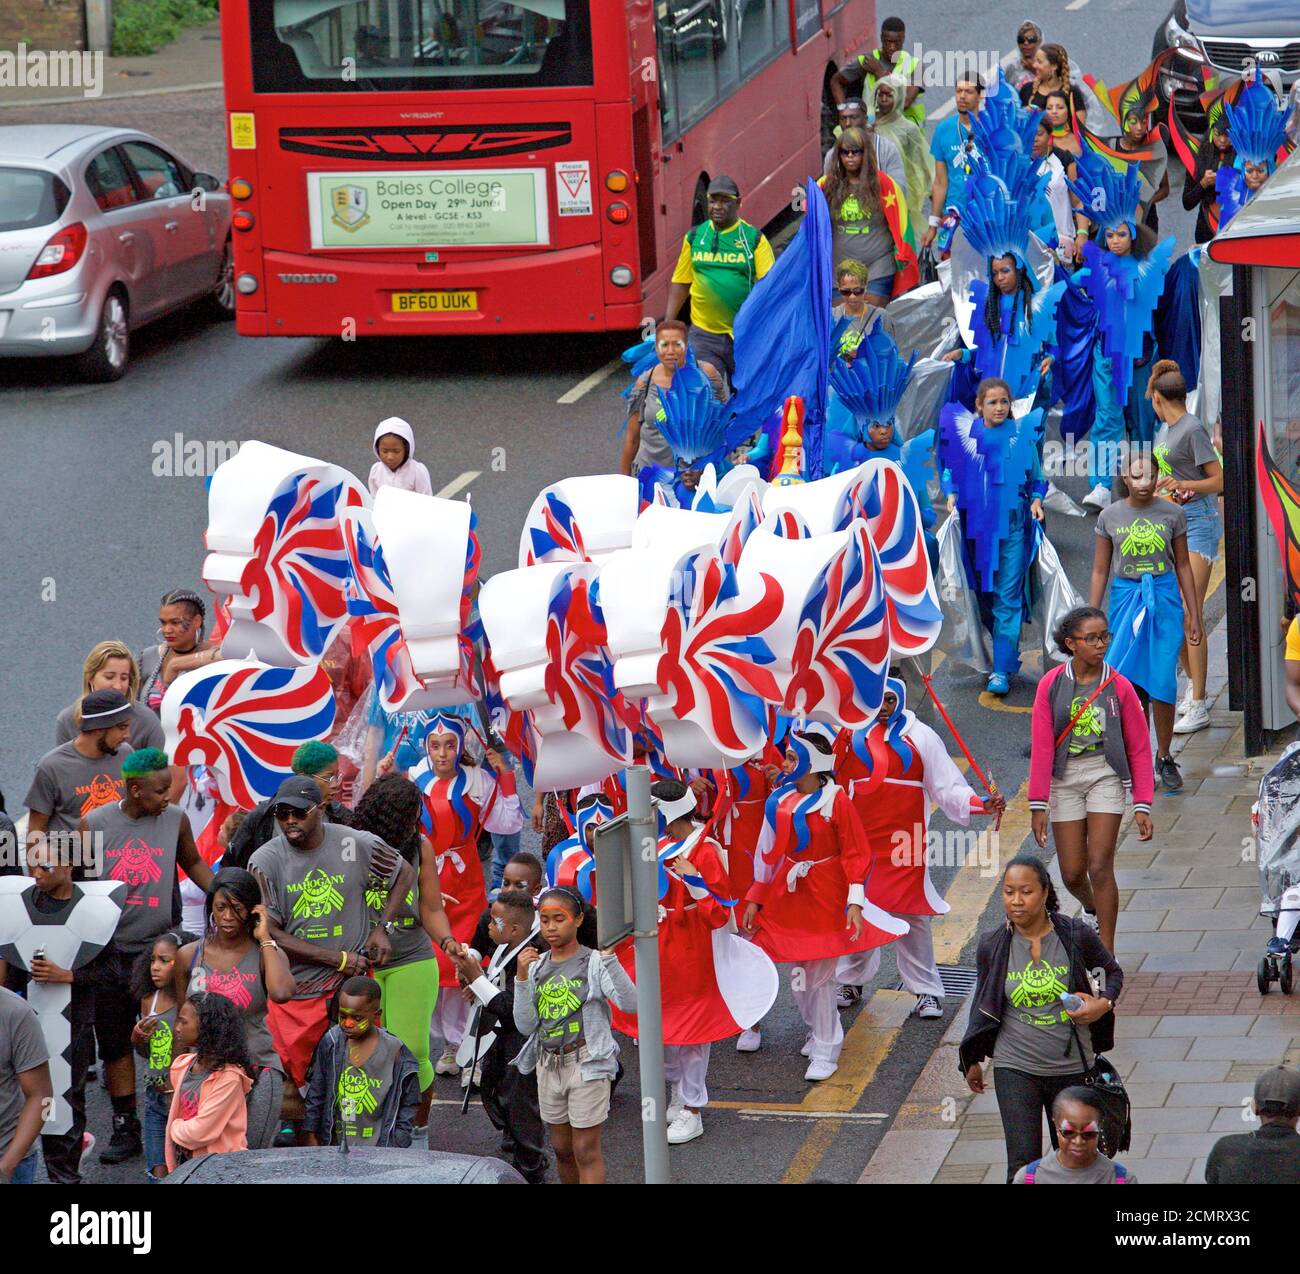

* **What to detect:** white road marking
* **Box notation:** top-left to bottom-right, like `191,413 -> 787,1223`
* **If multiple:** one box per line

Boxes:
435,470 -> 480,499
1065,0 -> 1090,9
557,357 -> 623,404
928,49 -> 1021,122
736,1110 -> 889,1121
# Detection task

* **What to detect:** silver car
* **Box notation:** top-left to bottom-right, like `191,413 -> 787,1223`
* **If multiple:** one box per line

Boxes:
0,125 -> 232,381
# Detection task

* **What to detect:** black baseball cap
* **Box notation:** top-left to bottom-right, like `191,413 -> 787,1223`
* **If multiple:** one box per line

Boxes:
1255,1066 -> 1300,1114
706,175 -> 740,198
273,775 -> 322,812
80,689 -> 132,730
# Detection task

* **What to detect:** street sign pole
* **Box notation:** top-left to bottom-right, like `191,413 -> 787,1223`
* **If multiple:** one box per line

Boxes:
625,764 -> 670,1185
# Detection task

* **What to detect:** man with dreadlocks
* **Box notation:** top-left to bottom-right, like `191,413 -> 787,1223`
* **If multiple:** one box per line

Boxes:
79,746 -> 212,1166
833,676 -> 1003,1017
408,713 -> 524,1078
741,729 -> 907,1081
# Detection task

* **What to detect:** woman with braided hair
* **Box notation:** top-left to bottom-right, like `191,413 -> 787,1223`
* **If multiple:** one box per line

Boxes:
137,588 -> 220,714
1019,42 -> 1086,119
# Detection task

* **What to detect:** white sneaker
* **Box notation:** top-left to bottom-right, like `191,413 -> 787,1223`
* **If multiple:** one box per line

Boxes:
735,1028 -> 761,1053
804,1057 -> 838,1082
1173,699 -> 1210,734
435,1049 -> 459,1076
666,1109 -> 704,1145
835,983 -> 861,1009
1082,483 -> 1112,511
800,1032 -> 815,1058
1176,684 -> 1192,717
666,1083 -> 684,1126
460,1061 -> 482,1089
914,994 -> 943,1019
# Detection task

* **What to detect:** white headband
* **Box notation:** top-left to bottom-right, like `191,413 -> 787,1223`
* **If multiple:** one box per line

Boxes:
655,790 -> 697,824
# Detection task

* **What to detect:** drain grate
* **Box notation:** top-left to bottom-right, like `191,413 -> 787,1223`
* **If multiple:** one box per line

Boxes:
894,964 -> 977,997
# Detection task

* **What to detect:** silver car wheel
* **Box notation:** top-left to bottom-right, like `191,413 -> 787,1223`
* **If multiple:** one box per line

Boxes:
103,294 -> 127,369
214,240 -> 235,312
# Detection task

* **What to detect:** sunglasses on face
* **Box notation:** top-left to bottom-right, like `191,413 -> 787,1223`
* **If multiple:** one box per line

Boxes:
1057,1123 -> 1100,1141
1019,34 -> 1040,45
839,287 -> 865,297
271,803 -> 315,820
840,147 -> 863,156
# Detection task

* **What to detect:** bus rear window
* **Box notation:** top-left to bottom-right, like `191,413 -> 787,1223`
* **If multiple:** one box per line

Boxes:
252,1 -> 593,93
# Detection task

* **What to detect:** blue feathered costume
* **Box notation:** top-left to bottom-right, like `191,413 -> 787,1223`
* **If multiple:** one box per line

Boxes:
1216,77 -> 1291,228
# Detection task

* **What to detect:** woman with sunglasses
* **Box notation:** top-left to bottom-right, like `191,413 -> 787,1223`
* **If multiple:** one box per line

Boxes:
817,127 -> 918,309
1028,606 -> 1154,952
221,742 -> 356,872
961,854 -> 1124,1183
1008,21 -> 1042,91
620,317 -> 725,480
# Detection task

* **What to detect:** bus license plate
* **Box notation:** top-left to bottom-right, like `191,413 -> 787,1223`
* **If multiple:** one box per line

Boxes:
391,290 -> 477,313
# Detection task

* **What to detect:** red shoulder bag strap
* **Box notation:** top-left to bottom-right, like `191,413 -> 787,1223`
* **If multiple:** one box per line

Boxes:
1054,672 -> 1117,751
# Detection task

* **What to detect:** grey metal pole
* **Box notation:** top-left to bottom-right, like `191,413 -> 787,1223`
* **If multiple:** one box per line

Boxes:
625,764 -> 670,1185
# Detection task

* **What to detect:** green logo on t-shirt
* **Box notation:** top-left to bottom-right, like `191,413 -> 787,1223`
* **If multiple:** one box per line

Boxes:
289,867 -> 346,920
148,1018 -> 172,1072
1068,696 -> 1104,754
537,972 -> 583,1039
1118,516 -> 1167,565
337,1065 -> 381,1126
1008,957 -> 1069,1022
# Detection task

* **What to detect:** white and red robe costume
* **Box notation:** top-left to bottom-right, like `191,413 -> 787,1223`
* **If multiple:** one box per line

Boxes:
410,758 -> 524,1047
746,782 -> 907,1064
834,711 -> 982,997
612,829 -> 777,1109
709,759 -> 771,908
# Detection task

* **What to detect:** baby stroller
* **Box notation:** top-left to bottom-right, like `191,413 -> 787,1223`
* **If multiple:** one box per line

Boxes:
1255,742 -> 1300,994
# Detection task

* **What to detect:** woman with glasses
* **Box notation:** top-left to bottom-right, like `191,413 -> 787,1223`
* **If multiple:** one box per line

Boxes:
817,127 -> 919,308
961,854 -> 1124,1182
620,318 -> 725,480
1028,606 -> 1154,952
221,741 -> 356,872
1008,21 -> 1042,91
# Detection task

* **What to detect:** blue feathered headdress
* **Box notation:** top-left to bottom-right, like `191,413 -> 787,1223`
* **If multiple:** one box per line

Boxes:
970,69 -> 1043,187
827,326 -> 916,438
1224,77 -> 1289,170
1067,144 -> 1142,237
656,363 -> 745,468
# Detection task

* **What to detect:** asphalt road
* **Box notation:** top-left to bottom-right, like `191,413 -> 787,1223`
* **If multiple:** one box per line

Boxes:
1,0 -> 1214,1184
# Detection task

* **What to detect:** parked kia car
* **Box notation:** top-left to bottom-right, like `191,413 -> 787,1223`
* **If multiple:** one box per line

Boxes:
0,125 -> 231,381
1153,0 -> 1300,134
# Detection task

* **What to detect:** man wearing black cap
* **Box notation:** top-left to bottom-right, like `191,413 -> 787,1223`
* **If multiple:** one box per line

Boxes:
25,689 -> 134,854
1205,1066 -> 1300,1184
665,174 -> 774,383
249,775 -> 417,1139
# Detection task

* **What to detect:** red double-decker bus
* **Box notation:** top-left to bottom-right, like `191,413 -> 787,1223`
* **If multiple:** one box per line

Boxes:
219,1 -> 874,338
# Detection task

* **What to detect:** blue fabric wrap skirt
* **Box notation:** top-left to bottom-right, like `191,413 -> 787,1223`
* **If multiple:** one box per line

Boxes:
1107,571 -> 1183,704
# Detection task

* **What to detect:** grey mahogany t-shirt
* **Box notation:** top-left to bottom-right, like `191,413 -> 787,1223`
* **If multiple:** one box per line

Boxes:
993,930 -> 1093,1075
249,823 -> 400,999
535,948 -> 591,1052
84,802 -> 183,953
1012,1153 -> 1136,1183
24,741 -> 133,835
0,988 -> 49,1161
1154,411 -> 1217,484
1096,499 -> 1187,580
336,1028 -> 401,1145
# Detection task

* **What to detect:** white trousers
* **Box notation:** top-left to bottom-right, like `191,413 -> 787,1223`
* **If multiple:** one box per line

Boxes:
664,1042 -> 711,1109
790,958 -> 843,1063
835,914 -> 944,998
430,986 -> 470,1050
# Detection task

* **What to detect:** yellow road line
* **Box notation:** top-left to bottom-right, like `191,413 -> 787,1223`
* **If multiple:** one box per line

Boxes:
978,691 -> 1033,713
781,1117 -> 844,1183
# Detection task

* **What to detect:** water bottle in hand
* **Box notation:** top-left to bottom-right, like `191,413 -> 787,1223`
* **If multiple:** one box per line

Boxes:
1060,992 -> 1084,1013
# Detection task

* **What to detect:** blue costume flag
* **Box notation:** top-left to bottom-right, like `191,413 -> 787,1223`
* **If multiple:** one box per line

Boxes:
730,178 -> 831,479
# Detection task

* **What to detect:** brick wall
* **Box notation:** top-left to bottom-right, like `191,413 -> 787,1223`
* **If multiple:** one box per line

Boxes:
0,1 -> 87,51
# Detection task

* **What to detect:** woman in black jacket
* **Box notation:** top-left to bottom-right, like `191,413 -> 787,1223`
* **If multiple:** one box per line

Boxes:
960,853 -> 1124,1182
1181,123 -> 1235,245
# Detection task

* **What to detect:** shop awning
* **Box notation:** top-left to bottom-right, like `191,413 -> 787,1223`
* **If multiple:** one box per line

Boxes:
1208,147 -> 1300,269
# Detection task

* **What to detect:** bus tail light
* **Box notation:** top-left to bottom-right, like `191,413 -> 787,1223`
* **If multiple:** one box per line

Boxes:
232,210 -> 256,232
605,170 -> 629,192
27,222 -> 87,279
606,202 -> 630,224
610,266 -> 634,287
228,178 -> 253,200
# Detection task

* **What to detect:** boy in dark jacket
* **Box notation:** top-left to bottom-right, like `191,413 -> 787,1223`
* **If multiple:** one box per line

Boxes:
450,893 -> 547,1183
303,977 -> 419,1148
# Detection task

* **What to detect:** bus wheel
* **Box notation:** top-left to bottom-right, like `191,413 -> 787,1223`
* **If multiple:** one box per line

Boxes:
691,177 -> 709,228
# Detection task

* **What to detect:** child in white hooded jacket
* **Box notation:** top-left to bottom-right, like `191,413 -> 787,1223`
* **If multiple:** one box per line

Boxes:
368,416 -> 433,496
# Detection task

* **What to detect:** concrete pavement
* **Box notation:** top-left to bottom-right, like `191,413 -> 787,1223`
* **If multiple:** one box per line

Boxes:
860,621 -> 1300,1185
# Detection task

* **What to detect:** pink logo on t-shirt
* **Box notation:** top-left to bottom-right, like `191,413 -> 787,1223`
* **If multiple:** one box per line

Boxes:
107,837 -> 163,898
207,967 -> 256,1010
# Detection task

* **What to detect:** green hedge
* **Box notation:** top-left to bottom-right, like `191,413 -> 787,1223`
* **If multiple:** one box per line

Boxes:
112,0 -> 220,57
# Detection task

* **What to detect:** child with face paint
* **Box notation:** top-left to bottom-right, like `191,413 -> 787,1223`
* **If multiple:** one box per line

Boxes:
834,677 -> 1004,1017
741,730 -> 909,1081
409,713 -> 523,1079
1012,1086 -> 1136,1183
303,976 -> 420,1148
608,781 -> 777,1145
542,795 -> 609,907
514,888 -> 636,1184
449,893 -> 548,1182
